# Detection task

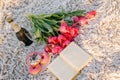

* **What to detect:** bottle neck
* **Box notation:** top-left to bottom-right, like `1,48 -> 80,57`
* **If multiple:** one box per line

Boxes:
9,22 -> 21,32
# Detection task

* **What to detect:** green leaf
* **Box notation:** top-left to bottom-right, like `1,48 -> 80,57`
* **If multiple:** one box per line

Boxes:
51,13 -> 65,19
35,29 -> 41,38
40,20 -> 53,32
35,19 -> 49,32
66,10 -> 86,17
42,18 -> 57,26
46,11 -> 66,21
37,14 -> 52,18
34,23 -> 47,33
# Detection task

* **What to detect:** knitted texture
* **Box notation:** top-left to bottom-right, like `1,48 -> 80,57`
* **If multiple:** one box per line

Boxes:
0,0 -> 120,80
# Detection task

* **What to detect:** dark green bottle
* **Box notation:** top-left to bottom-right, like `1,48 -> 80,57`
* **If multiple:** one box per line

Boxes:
7,17 -> 33,46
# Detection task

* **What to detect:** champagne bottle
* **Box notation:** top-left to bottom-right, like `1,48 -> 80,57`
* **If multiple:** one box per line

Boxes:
7,17 -> 33,46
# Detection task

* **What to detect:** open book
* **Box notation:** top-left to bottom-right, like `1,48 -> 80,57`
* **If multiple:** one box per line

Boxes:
48,42 -> 92,80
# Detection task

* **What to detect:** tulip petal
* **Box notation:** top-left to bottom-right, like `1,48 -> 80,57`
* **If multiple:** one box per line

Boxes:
85,10 -> 96,19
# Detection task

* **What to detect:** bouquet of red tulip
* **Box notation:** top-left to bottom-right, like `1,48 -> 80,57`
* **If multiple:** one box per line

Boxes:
44,10 -> 96,55
28,10 -> 96,43
28,10 -> 96,55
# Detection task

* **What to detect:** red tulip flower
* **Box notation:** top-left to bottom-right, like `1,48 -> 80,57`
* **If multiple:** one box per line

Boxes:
58,34 -> 67,44
78,16 -> 88,25
52,45 -> 63,54
73,16 -> 79,23
69,27 -> 79,37
85,10 -> 96,19
48,36 -> 58,44
44,44 -> 55,53
44,46 -> 51,53
60,19 -> 68,27
63,33 -> 73,41
62,40 -> 71,48
60,26 -> 69,34
60,20 -> 69,34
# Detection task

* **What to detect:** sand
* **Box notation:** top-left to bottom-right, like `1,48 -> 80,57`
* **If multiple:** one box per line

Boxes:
0,0 -> 120,80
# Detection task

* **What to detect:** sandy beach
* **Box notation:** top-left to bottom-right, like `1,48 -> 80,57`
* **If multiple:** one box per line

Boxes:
0,0 -> 120,80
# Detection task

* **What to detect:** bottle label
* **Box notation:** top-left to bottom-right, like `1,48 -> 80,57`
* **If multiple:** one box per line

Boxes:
11,22 -> 21,32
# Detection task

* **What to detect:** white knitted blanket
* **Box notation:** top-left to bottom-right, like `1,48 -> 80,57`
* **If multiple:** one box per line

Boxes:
0,0 -> 120,80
